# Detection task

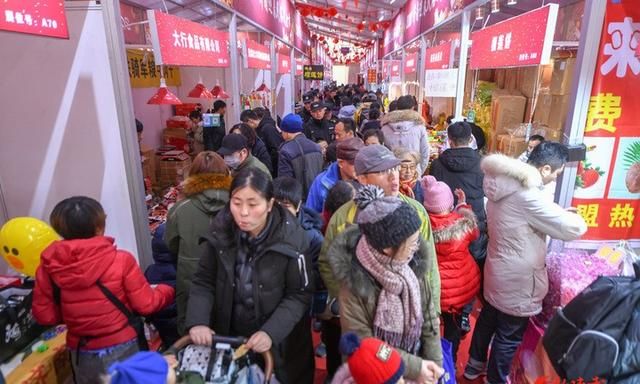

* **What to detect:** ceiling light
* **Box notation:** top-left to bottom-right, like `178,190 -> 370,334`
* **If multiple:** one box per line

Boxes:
148,78 -> 182,105
475,7 -> 485,20
491,0 -> 500,13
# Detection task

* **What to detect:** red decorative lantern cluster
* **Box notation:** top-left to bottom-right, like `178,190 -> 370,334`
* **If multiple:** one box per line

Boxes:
297,3 -> 339,19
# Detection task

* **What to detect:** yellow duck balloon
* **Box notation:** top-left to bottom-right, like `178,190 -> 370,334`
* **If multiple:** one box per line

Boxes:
0,218 -> 59,277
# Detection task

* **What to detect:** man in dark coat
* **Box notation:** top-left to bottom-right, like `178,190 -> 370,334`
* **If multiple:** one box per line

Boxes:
242,108 -> 283,174
304,102 -> 334,144
299,93 -> 314,123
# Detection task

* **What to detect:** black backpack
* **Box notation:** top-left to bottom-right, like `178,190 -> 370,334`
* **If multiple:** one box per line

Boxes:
542,264 -> 640,381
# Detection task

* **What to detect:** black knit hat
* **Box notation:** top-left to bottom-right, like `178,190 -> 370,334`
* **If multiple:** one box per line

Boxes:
355,186 -> 422,252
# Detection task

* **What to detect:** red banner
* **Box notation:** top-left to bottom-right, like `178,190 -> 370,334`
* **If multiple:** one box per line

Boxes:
572,0 -> 640,243
245,40 -> 271,70
403,0 -> 422,44
296,57 -> 306,76
278,54 -> 290,74
404,53 -> 418,74
420,0 -> 474,35
147,10 -> 229,67
232,0 -> 293,43
425,42 -> 452,69
293,11 -> 310,54
0,0 -> 68,39
469,4 -> 558,70
391,61 -> 401,77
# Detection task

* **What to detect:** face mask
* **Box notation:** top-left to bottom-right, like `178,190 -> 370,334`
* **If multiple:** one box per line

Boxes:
224,154 -> 242,169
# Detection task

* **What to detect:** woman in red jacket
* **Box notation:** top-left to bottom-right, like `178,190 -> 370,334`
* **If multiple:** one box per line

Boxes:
32,196 -> 174,383
421,176 -> 480,362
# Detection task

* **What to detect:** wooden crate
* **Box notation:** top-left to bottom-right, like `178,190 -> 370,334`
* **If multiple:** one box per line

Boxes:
157,151 -> 191,189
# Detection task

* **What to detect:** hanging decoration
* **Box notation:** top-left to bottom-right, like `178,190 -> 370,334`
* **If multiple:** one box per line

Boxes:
296,3 -> 340,19
210,82 -> 230,99
148,78 -> 182,104
188,77 -> 214,99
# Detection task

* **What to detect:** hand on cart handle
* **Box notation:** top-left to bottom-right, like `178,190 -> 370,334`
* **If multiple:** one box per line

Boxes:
246,331 -> 272,353
189,325 -> 215,346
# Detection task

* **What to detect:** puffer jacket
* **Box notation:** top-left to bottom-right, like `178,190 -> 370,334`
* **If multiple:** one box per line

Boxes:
256,116 -> 283,173
429,147 -> 488,263
319,195 -> 441,313
481,155 -> 587,317
278,134 -> 325,199
164,172 -> 231,334
328,227 -> 443,379
252,137 -> 274,175
305,161 -> 341,213
381,110 -> 430,174
185,205 -> 314,383
429,205 -> 480,313
33,237 -> 174,349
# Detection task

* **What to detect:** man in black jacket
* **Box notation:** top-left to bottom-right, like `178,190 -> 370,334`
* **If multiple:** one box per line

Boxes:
243,108 -> 283,175
304,102 -> 334,144
299,93 -> 314,123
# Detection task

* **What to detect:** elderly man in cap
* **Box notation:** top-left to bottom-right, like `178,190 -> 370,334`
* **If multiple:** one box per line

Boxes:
306,137 -> 364,213
317,144 -> 441,380
217,133 -> 271,179
304,101 -> 335,144
278,114 -> 325,199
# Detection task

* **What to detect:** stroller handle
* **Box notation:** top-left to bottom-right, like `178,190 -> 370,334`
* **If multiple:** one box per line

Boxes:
166,335 -> 274,382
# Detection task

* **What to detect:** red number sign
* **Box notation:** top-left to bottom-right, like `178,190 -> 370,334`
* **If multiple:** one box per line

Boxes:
470,4 -> 558,69
0,0 -> 68,39
147,10 -> 229,67
404,53 -> 418,74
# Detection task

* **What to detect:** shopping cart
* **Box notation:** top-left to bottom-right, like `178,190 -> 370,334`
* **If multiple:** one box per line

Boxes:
165,335 -> 275,384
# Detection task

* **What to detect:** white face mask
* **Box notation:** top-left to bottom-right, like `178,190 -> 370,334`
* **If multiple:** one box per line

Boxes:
224,153 -> 242,169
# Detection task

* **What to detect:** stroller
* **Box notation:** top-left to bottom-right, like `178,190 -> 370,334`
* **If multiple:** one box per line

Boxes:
165,335 -> 276,384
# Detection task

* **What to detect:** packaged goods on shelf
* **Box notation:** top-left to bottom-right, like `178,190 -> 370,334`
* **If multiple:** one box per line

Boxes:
157,150 -> 191,189
490,90 -> 526,151
166,115 -> 191,129
163,128 -> 190,153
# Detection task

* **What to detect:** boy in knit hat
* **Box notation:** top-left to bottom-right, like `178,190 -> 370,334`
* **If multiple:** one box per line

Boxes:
421,175 -> 481,362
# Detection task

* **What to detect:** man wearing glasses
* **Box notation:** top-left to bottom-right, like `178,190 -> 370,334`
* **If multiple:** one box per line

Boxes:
317,144 -> 441,381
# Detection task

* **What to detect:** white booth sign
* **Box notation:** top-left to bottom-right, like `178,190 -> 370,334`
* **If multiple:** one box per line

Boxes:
425,69 -> 458,97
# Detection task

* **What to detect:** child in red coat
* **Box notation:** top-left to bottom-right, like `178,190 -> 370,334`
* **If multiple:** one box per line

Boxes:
33,196 -> 174,383
421,176 -> 480,361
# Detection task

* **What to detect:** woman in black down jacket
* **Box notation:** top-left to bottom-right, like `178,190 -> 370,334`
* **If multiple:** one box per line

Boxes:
185,168 -> 314,383
230,123 -> 274,176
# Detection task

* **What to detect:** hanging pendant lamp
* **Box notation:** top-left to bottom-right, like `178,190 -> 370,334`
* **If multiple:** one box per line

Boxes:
188,77 -> 214,99
148,78 -> 182,105
211,81 -> 230,99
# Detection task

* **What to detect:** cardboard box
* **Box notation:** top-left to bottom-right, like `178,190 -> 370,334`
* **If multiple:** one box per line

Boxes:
140,147 -> 156,184
163,128 -> 190,153
533,92 -> 553,126
546,127 -> 565,142
174,103 -> 199,116
158,153 -> 191,189
504,69 -> 518,91
517,67 -> 539,98
497,134 -> 527,158
548,94 -> 571,130
6,331 -> 71,384
490,92 -> 526,151
550,58 -> 576,95
495,69 -> 506,89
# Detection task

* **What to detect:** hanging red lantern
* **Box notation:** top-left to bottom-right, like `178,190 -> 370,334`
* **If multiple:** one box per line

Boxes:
333,38 -> 339,44
318,35 -> 325,41
327,7 -> 338,17
357,23 -> 365,32
370,23 -> 378,32
300,7 -> 311,17
313,8 -> 324,17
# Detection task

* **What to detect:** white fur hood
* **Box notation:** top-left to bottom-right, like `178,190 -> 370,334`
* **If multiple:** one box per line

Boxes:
481,154 -> 542,202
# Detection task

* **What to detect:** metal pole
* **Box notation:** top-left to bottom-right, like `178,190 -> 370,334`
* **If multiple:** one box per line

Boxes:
455,9 -> 471,118
290,47 -> 296,113
418,35 -> 427,115
229,13 -> 241,124
400,48 -> 406,90
101,0 -> 153,268
556,0 -> 607,208
270,36 -> 277,118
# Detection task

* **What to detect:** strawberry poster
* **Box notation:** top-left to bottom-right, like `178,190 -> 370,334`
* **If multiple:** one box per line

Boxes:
572,0 -> 640,244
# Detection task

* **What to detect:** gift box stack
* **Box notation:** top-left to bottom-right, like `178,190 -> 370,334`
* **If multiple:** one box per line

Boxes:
157,149 -> 191,190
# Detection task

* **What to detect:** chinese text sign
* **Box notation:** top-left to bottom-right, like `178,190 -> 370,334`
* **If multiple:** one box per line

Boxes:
0,0 -> 69,39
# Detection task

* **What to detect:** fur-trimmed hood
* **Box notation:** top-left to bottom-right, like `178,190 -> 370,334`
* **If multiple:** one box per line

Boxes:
430,206 -> 477,243
381,109 -> 425,132
327,226 -> 429,300
481,154 -> 542,202
182,173 -> 232,197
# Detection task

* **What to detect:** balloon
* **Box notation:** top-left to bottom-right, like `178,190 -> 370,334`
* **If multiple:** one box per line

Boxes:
0,217 -> 59,277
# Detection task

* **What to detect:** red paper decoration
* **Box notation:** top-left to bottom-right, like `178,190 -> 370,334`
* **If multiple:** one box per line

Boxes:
333,38 -> 339,44
313,8 -> 324,17
328,7 -> 338,17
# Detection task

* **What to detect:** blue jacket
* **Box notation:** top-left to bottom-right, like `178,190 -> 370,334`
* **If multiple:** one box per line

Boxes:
305,162 -> 341,213
298,206 -> 324,290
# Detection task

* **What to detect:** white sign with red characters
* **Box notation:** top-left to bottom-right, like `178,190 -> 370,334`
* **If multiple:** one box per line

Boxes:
425,69 -> 458,97
470,4 -> 558,69
0,0 -> 69,39
147,10 -> 229,67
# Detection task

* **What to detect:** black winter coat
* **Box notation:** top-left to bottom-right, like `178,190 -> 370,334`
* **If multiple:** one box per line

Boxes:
303,118 -> 334,143
278,135 -> 325,200
252,137 -> 274,175
430,147 -> 488,263
256,116 -> 283,174
185,205 -> 314,383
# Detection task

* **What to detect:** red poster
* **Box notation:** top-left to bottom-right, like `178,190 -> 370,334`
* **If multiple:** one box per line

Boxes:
147,10 -> 229,67
245,40 -> 271,70
293,11 -> 310,54
0,0 -> 68,39
391,61 -> 401,77
404,53 -> 418,74
296,57 -> 306,76
232,0 -> 293,43
469,4 -> 558,70
278,54 -> 290,74
425,42 -> 452,69
420,0 -> 474,34
403,0 -> 422,44
572,0 -> 640,244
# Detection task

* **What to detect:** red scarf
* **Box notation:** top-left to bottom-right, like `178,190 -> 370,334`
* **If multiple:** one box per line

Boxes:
399,175 -> 418,199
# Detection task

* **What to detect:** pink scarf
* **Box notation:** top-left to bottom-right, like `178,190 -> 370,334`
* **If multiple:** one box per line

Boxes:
356,236 -> 423,352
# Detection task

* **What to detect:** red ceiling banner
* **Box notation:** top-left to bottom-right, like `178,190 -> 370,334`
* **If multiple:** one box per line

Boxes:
0,0 -> 69,39
382,12 -> 405,57
278,53 -> 291,74
232,0 -> 294,43
420,0 -> 473,33
391,61 -> 401,77
469,4 -> 558,70
293,11 -> 311,54
404,52 -> 418,74
147,10 -> 229,67
403,0 -> 422,44
425,42 -> 452,70
245,40 -> 271,70
571,0 -> 640,244
296,57 -> 307,75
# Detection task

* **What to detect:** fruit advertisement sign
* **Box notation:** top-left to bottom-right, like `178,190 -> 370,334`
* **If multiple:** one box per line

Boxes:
572,0 -> 640,243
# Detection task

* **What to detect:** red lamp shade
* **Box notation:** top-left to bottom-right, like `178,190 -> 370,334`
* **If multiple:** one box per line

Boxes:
188,82 -> 214,99
210,84 -> 230,99
148,78 -> 182,105
327,7 -> 338,17
256,83 -> 270,92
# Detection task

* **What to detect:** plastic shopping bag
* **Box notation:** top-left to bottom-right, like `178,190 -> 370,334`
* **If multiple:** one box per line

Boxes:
439,338 -> 456,384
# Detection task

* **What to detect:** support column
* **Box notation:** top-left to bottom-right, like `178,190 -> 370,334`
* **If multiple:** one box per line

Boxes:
290,48 -> 296,113
270,36 -> 277,118
229,13 -> 241,124
455,9 -> 470,118
418,35 -> 427,114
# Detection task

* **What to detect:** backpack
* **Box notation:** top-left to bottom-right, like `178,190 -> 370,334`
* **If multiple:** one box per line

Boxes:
542,263 -> 640,381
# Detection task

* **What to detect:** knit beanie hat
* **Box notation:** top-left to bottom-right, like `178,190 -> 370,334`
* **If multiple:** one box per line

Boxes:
280,113 -> 304,133
355,185 -> 421,252
339,332 -> 405,384
421,175 -> 454,214
108,352 -> 168,384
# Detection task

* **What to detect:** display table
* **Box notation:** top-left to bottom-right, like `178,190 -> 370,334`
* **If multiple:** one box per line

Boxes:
5,330 -> 71,384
